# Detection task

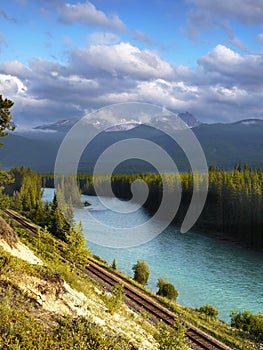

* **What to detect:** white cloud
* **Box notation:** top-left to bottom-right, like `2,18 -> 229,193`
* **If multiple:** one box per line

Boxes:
198,45 -> 242,68
198,45 -> 263,88
70,42 -> 174,80
1,42 -> 263,126
0,60 -> 30,78
58,1 -> 126,32
0,74 -> 27,95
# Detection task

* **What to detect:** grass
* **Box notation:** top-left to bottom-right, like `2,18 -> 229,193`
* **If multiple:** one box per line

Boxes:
0,215 -> 161,349
89,249 -> 260,350
1,212 -> 261,350
0,286 -> 131,350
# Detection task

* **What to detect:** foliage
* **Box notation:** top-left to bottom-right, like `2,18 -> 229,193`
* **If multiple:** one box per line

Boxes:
157,277 -> 178,302
230,309 -> 263,342
0,95 -> 15,205
0,170 -> 14,197
0,94 -> 15,143
55,175 -> 82,208
57,165 -> 263,250
0,236 -> 130,350
154,319 -> 188,350
1,214 -> 259,350
6,169 -> 83,243
111,258 -> 117,269
5,167 -> 43,221
106,282 -> 125,315
0,298 -> 130,350
0,194 -> 10,210
46,193 -> 70,241
65,221 -> 90,270
198,304 -> 219,318
132,260 -> 150,286
53,316 -> 130,350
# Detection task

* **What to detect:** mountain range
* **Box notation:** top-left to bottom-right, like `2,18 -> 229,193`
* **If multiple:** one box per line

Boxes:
1,113 -> 263,173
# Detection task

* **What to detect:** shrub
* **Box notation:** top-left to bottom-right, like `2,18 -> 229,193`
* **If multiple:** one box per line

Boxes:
154,319 -> 188,350
198,304 -> 219,318
132,260 -> 150,286
157,277 -> 178,302
106,282 -> 125,314
230,309 -> 263,342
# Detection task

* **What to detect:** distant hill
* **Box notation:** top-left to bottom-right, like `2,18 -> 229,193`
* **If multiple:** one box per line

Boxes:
2,115 -> 263,173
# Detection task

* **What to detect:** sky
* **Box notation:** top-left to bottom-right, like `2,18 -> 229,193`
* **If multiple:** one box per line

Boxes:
0,0 -> 263,128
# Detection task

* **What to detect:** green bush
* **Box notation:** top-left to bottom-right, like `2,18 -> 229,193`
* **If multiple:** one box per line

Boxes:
157,277 -> 178,302
230,309 -> 263,342
0,296 -> 130,350
106,282 -> 125,314
154,319 -> 188,350
54,316 -> 129,350
198,304 -> 219,318
132,260 -> 150,286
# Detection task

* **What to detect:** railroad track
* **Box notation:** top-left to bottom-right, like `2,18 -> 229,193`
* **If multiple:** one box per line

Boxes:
2,209 -> 232,350
85,261 -> 231,350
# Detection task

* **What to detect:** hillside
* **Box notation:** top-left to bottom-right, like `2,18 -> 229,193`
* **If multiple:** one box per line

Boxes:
0,211 -> 260,350
2,118 -> 263,173
0,214 -> 160,350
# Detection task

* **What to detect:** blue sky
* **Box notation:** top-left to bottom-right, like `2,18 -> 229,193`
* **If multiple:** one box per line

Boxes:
1,0 -> 263,127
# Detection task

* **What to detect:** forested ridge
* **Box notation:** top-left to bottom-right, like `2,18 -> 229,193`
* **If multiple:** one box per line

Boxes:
44,164 -> 263,250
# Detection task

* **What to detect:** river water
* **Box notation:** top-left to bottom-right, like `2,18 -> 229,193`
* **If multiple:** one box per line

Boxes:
43,188 -> 263,322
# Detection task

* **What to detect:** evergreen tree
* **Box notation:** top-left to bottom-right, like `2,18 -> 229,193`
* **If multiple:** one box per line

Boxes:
111,258 -> 117,270
48,193 -> 70,241
0,94 -> 15,143
63,166 -> 263,250
0,95 -> 15,204
66,222 -> 90,270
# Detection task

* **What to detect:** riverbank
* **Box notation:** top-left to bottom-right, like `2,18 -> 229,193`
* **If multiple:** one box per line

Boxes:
1,210 -> 259,350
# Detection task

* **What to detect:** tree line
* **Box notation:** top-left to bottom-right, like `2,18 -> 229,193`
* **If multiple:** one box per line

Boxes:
43,164 -> 263,250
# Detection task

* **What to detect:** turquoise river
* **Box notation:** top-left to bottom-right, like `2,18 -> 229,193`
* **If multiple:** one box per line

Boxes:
43,188 -> 263,323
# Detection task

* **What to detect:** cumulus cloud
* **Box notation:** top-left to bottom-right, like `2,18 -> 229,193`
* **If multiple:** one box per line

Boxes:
0,60 -> 31,79
69,42 -> 174,80
57,1 -> 126,32
198,45 -> 263,88
1,42 -> 263,126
